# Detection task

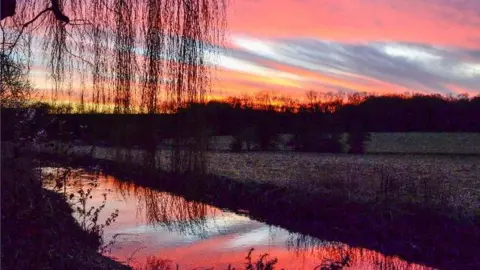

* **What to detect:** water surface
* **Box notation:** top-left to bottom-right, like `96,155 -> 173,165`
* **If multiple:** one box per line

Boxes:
43,168 -> 433,269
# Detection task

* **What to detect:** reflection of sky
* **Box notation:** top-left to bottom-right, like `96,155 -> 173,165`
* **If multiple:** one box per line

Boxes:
42,168 -> 434,269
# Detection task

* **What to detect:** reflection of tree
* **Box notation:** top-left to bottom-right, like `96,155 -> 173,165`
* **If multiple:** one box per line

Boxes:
112,179 -> 219,237
286,233 -> 432,270
41,167 -> 93,196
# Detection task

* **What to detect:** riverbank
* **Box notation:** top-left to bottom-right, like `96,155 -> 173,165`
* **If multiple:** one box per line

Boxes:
39,152 -> 480,270
37,142 -> 480,220
1,155 -> 130,270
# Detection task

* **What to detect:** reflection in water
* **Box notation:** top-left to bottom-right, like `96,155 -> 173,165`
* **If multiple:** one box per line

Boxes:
42,168 -> 434,269
286,235 -> 430,270
112,180 -> 219,237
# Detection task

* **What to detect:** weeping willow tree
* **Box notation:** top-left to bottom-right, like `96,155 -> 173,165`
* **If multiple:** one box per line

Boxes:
1,0 -> 226,173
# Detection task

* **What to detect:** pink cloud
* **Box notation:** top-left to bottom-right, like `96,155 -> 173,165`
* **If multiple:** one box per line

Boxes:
227,0 -> 480,48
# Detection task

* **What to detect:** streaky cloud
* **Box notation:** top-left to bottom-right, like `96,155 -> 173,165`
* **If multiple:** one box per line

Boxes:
216,35 -> 480,95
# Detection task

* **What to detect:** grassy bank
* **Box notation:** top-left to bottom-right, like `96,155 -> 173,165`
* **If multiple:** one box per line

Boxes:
1,154 -> 129,270
39,152 -> 480,270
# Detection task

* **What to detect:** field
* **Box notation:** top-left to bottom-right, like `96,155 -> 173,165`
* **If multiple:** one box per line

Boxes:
203,132 -> 480,220
209,132 -> 480,155
207,152 -> 480,218
365,132 -> 480,154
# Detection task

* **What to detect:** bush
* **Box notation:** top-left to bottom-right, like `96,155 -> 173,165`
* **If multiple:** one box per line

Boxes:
230,136 -> 243,152
291,132 -> 343,153
347,132 -> 370,154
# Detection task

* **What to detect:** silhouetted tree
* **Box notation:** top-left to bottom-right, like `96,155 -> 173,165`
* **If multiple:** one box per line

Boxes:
1,0 -> 226,111
229,136 -> 243,152
2,0 -> 227,173
347,131 -> 370,154
27,93 -> 480,153
0,53 -> 32,108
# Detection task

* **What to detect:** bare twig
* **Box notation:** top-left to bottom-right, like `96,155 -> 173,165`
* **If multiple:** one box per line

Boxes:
125,246 -> 146,265
6,6 -> 52,56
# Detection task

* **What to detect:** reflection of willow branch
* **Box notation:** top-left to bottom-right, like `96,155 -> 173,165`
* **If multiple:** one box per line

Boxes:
286,233 -> 431,270
41,167 -> 88,196
112,179 -> 219,237
286,233 -> 333,256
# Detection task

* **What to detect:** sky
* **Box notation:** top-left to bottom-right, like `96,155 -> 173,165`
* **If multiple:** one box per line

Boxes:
210,0 -> 480,98
24,0 -> 480,103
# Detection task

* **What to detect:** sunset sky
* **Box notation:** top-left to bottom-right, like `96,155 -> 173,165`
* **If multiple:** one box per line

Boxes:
211,0 -> 480,98
27,0 -> 480,102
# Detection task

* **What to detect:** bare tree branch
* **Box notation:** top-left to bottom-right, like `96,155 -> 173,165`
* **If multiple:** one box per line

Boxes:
5,6 -> 52,55
50,0 -> 70,23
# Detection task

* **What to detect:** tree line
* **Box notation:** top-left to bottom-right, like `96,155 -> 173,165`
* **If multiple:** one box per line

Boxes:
2,91 -> 478,154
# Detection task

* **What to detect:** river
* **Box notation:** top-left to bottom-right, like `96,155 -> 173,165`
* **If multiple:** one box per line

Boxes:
42,167 -> 433,269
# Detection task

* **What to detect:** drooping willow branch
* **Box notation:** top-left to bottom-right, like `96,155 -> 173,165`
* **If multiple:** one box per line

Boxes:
2,0 -> 226,173
3,6 -> 52,56
1,0 -> 226,112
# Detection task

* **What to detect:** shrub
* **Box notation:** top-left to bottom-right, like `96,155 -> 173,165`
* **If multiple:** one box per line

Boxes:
347,132 -> 370,154
230,136 -> 243,152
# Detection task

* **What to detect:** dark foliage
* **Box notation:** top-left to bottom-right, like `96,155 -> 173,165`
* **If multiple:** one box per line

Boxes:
230,136 -> 244,152
347,131 -> 371,154
0,154 -> 128,269
2,94 -> 479,154
337,94 -> 480,132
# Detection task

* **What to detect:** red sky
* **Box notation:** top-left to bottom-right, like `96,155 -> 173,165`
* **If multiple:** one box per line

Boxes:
22,0 -> 480,104
210,0 -> 480,98
227,0 -> 480,48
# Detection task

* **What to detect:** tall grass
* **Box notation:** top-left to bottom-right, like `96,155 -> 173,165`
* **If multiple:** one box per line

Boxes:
133,249 -> 279,270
